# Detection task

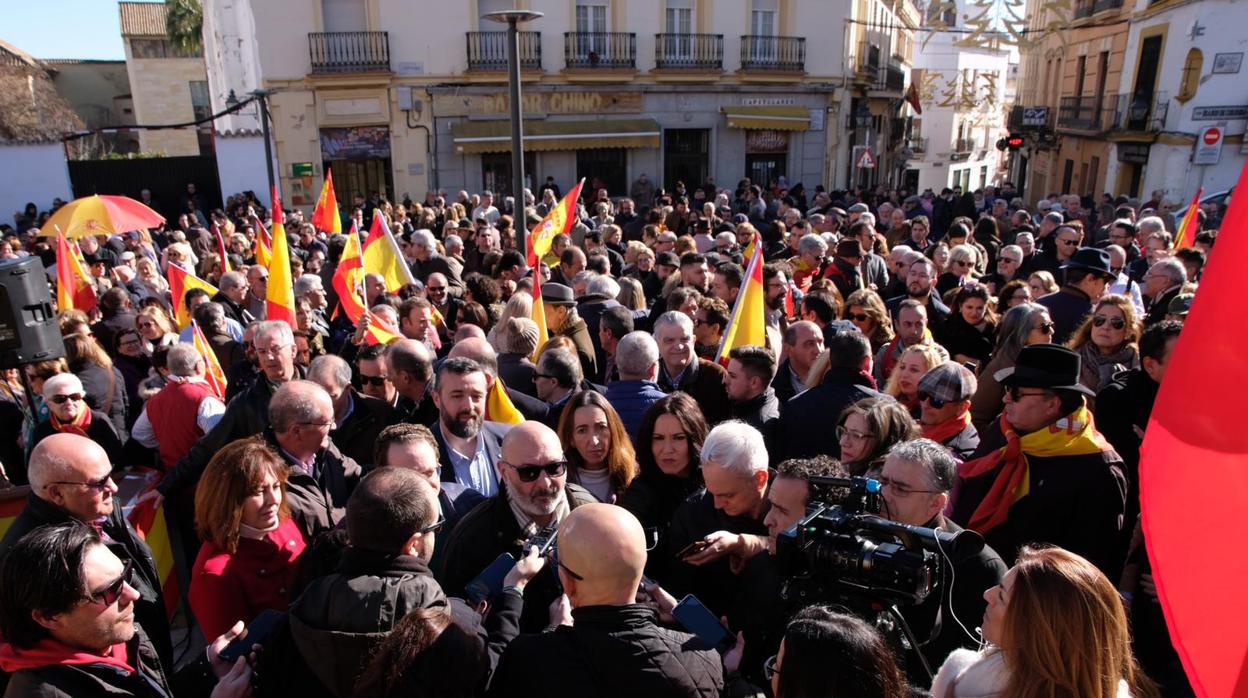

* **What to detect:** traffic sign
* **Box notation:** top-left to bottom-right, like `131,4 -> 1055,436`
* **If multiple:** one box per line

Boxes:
1194,125 -> 1223,165
855,147 -> 877,169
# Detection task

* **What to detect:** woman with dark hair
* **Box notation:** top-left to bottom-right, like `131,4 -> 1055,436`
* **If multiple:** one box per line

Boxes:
556,390 -> 638,503
835,396 -> 920,476
62,331 -> 129,440
456,300 -> 490,333
768,605 -> 911,698
354,607 -> 487,698
970,303 -> 1054,433
934,284 -> 998,370
996,279 -> 1031,310
619,393 -> 710,537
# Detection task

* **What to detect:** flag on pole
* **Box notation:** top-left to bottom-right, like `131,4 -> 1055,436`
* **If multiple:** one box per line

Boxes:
1140,161 -> 1248,698
528,178 -> 585,268
715,235 -> 766,366
529,277 -> 549,364
190,321 -> 228,400
211,223 -> 231,274
1173,187 -> 1203,249
55,229 -> 97,312
166,263 -> 219,329
332,224 -> 401,345
363,209 -> 416,292
265,188 -> 297,328
485,376 -> 524,425
311,168 -> 342,234
905,81 -> 923,115
251,214 -> 272,269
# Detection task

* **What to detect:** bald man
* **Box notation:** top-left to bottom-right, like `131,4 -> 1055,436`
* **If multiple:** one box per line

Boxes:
488,504 -> 725,697
0,434 -> 173,669
448,336 -> 550,423
436,421 -> 597,633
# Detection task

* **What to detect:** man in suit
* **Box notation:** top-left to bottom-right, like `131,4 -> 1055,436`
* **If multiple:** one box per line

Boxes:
430,357 -> 512,497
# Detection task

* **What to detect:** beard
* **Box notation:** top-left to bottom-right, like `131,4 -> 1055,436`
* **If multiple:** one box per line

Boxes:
907,282 -> 928,297
445,410 -> 483,439
516,480 -> 566,518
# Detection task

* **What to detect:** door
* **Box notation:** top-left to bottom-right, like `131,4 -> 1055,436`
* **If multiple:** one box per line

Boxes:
1062,158 -> 1074,194
1130,35 -> 1163,128
746,154 -> 786,190
480,151 -> 536,200
576,148 -> 627,201
664,129 -> 709,192
1094,51 -> 1109,127
665,0 -> 693,59
575,1 -> 609,58
750,0 -> 777,62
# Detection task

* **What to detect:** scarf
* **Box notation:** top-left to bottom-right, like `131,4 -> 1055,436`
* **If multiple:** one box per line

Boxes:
50,405 -> 92,437
923,403 -> 972,444
506,485 -> 571,533
959,405 -> 1113,534
0,637 -> 134,675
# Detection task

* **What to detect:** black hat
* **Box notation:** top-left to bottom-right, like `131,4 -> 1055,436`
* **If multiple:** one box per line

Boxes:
457,218 -> 473,229
655,251 -> 679,268
1061,247 -> 1114,279
540,282 -> 576,306
993,344 -> 1095,396
835,239 -> 864,259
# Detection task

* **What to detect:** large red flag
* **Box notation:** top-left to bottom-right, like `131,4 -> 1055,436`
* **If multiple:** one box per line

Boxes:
55,230 -> 96,312
527,178 -> 585,268
265,188 -> 297,328
1141,160 -> 1248,698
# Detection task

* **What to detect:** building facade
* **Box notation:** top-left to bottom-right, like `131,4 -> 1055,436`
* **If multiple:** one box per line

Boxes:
119,1 -> 209,157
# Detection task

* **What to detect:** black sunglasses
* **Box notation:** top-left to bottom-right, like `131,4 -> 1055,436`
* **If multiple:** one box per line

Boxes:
1007,385 -> 1051,401
88,559 -> 134,607
359,375 -> 389,387
917,391 -> 947,408
1092,315 -> 1126,330
504,460 -> 568,483
847,312 -> 870,322
420,515 -> 446,534
1032,321 -> 1056,334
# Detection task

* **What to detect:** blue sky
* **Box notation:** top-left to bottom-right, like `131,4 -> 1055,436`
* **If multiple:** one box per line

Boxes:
2,0 -> 128,61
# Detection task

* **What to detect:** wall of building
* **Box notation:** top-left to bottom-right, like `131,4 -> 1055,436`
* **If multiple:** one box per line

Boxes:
0,143 -> 73,215
202,0 -> 264,135
215,134 -> 274,200
123,48 -> 207,156
49,61 -> 131,128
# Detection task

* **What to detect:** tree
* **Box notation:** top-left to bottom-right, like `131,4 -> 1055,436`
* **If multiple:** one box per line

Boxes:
165,0 -> 203,56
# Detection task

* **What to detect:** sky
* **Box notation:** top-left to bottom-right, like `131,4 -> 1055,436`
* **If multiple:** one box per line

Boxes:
2,0 -> 129,61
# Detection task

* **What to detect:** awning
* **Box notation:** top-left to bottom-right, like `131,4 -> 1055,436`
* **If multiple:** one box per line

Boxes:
720,105 -> 811,131
450,118 -> 660,154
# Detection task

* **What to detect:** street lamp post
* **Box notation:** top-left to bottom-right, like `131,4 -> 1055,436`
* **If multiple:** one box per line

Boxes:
483,9 -> 543,261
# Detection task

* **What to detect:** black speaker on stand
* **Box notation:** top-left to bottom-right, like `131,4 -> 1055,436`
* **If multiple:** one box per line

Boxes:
0,256 -> 64,370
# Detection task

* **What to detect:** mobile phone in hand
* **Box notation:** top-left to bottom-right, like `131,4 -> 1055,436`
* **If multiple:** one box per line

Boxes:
672,595 -> 734,653
218,609 -> 285,663
465,552 -> 517,606
677,538 -> 711,559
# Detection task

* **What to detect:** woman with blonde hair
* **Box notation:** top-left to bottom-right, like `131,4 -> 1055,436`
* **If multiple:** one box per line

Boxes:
937,244 -> 981,295
135,305 -> 179,353
616,276 -> 647,311
932,545 -> 1156,698
884,343 -> 947,414
486,290 -> 533,355
842,289 -> 894,352
1066,294 -> 1141,397
1028,270 -> 1059,298
135,256 -> 169,297
556,390 -> 638,503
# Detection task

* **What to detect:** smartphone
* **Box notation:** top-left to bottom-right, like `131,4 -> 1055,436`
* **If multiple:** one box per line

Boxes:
218,609 -> 285,663
677,538 -> 711,559
672,595 -> 734,653
465,552 -> 517,606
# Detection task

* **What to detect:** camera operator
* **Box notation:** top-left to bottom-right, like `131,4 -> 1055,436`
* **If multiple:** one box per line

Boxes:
878,439 -> 1007,682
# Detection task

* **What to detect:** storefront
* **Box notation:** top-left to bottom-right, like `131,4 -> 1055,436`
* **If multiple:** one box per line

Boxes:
320,125 -> 394,204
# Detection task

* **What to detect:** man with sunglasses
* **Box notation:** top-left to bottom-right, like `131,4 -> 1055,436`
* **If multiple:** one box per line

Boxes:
437,421 -> 597,633
1035,246 -> 1116,344
0,523 -> 253,698
1,434 -> 174,674
952,345 -> 1127,577
916,362 -> 980,460
356,342 -> 397,406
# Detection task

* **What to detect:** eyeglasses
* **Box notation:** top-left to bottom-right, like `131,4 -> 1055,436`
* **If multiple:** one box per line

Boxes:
50,474 -> 114,491
877,476 -> 942,498
952,260 -> 971,268
502,459 -> 568,483
1093,315 -> 1126,329
255,344 -> 290,357
49,393 -> 84,405
917,391 -> 948,408
87,559 -> 134,607
1007,386 -> 1051,401
1058,238 -> 1082,247
1031,322 -> 1055,335
552,546 -> 584,581
999,257 -> 1021,265
847,312 -> 870,322
420,515 -> 446,534
836,425 -> 872,442
532,373 -> 555,381
298,420 -> 335,429
763,655 -> 781,681
427,286 -> 447,293
359,375 -> 389,387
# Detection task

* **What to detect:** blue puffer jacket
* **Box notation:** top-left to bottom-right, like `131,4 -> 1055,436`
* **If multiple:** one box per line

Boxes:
604,379 -> 668,441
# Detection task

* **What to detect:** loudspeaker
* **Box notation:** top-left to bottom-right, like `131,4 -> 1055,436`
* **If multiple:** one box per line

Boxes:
0,256 -> 65,369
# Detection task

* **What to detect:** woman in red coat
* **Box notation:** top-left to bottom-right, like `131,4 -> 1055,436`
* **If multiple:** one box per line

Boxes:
189,437 -> 307,641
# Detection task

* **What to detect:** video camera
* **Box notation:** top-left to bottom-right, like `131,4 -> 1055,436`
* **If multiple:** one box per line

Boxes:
774,476 -> 983,607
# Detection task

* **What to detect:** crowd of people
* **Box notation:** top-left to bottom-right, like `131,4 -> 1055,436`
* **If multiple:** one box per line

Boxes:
0,176 -> 1220,697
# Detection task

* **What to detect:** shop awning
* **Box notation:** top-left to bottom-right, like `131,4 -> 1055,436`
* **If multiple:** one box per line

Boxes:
450,118 -> 661,154
720,105 -> 811,131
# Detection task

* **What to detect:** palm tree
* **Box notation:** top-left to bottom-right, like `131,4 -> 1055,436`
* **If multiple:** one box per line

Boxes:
165,0 -> 203,56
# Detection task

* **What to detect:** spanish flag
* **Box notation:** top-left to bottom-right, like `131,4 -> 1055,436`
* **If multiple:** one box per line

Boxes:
190,320 -> 228,400
265,187 -> 298,328
1173,187 -> 1202,249
311,168 -> 342,234
211,223 -> 231,274
715,235 -> 767,366
251,214 -> 272,269
363,209 -> 415,292
55,229 -> 97,312
332,223 -> 401,345
528,178 -> 585,268
529,272 -> 549,364
485,376 -> 524,425
166,263 -> 218,329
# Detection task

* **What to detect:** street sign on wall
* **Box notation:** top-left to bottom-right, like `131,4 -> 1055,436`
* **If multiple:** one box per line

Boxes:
1194,125 -> 1224,165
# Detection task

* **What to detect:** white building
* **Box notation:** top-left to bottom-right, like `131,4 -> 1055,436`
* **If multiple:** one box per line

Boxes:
905,0 -> 1009,193
1104,0 -> 1247,204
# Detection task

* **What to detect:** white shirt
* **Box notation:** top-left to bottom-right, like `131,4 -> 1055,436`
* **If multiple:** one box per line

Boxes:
130,377 -> 226,449
1109,272 -> 1145,317
472,205 -> 500,226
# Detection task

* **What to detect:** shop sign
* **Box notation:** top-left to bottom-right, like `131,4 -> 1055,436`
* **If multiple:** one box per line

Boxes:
291,162 -> 314,177
1191,105 -> 1248,121
320,126 -> 392,160
746,129 -> 789,153
1117,143 -> 1150,164
440,92 -> 642,116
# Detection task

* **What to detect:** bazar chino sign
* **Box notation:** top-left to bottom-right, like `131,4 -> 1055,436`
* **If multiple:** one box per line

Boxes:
447,92 -> 643,116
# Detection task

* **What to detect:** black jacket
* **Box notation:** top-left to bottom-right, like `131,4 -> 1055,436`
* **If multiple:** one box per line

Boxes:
776,368 -> 882,461
1035,285 -> 1093,344
886,291 -> 951,325
770,359 -> 805,410
264,429 -> 362,540
658,359 -> 730,426
558,316 -> 599,382
1,628 -> 177,698
211,291 -> 252,327
933,315 -> 996,368
662,490 -> 770,617
72,361 -> 129,442
727,388 -> 780,447
1095,368 -> 1158,552
487,604 -> 724,698
497,353 -> 538,398
330,390 -> 397,469
618,471 -> 704,576
1144,284 -> 1182,326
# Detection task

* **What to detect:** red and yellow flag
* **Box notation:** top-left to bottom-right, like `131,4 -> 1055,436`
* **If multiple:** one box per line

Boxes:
265,188 -> 297,328
363,210 -> 415,292
1174,187 -> 1203,249
332,223 -> 401,345
485,376 -> 524,425
190,321 -> 228,400
251,214 -> 272,269
311,167 -> 342,234
55,230 -> 97,312
211,223 -> 231,275
166,263 -> 218,329
715,234 -> 766,366
528,178 -> 585,268
529,277 -> 549,364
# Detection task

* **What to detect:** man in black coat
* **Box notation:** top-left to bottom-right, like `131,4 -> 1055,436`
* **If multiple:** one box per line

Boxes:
1141,257 -> 1187,326
0,434 -> 173,671
488,503 -> 724,698
724,345 -> 781,443
306,354 -> 396,469
1035,247 -> 1116,344
885,257 -> 950,325
776,328 -> 881,461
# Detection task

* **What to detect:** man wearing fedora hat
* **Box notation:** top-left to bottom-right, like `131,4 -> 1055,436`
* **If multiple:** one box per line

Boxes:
542,282 -> 598,380
952,344 -> 1127,577
1035,245 -> 1116,343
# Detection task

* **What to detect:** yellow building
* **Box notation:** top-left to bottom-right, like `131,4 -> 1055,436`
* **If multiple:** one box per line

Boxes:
119,1 -> 209,157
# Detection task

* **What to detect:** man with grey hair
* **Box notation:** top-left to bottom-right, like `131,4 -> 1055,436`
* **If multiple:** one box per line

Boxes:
408,228 -> 464,293
213,269 -> 253,326
1143,257 -> 1187,325
534,349 -> 582,430
664,420 -> 771,614
604,331 -> 667,440
879,438 -> 1006,678
131,343 -> 226,469
266,379 -> 362,537
442,233 -> 466,280
653,310 -> 729,424
307,354 -> 396,468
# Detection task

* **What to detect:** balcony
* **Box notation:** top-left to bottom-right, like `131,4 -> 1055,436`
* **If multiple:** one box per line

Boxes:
1058,93 -> 1118,131
1075,0 -> 1124,16
740,35 -> 806,73
954,137 -> 978,153
1110,92 -> 1169,132
564,32 -> 636,69
308,31 -> 390,74
466,31 -> 542,72
907,137 -> 928,154
856,40 -> 883,76
654,33 -> 723,70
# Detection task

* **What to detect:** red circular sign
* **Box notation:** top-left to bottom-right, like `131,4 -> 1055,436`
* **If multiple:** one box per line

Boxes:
1203,127 -> 1222,145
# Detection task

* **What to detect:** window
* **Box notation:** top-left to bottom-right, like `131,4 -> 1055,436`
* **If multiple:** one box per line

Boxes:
665,0 -> 693,58
322,0 -> 367,32
751,0 -> 777,36
1178,48 -> 1203,102
189,81 -> 211,120
575,0 -> 609,56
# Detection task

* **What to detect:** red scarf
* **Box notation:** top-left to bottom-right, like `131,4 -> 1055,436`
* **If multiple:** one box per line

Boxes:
50,405 -> 92,437
922,403 -> 972,444
0,637 -> 134,675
